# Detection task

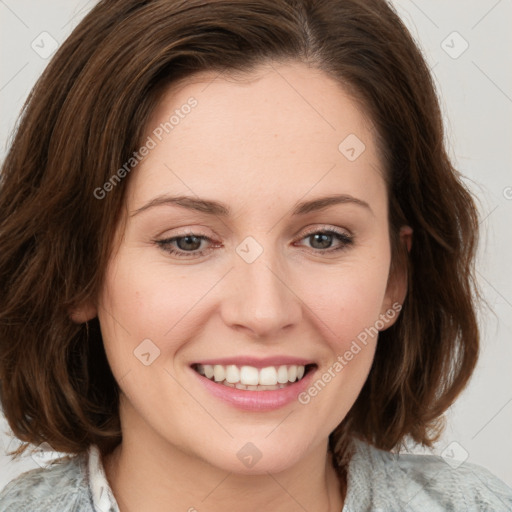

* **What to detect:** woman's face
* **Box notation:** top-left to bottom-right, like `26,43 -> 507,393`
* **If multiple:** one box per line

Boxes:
94,61 -> 406,474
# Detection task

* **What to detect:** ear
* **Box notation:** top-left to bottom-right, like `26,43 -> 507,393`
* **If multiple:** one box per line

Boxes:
379,225 -> 413,329
68,300 -> 98,324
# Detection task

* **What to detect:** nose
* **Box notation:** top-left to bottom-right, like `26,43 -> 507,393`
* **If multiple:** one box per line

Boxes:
220,243 -> 302,339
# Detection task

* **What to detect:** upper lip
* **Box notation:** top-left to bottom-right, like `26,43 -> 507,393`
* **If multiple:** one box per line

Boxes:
191,356 -> 316,368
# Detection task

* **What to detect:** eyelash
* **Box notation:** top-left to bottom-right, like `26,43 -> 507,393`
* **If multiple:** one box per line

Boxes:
154,226 -> 354,259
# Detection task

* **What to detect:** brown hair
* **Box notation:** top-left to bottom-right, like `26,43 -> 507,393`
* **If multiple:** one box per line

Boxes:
0,0 -> 479,482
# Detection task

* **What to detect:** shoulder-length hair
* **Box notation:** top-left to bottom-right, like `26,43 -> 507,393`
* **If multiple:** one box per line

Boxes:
0,0 -> 479,472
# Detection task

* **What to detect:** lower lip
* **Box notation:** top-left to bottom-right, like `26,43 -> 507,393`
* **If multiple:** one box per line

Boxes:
191,366 -> 317,411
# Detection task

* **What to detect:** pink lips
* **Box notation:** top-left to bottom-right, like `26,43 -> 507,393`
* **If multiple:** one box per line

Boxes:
189,362 -> 317,412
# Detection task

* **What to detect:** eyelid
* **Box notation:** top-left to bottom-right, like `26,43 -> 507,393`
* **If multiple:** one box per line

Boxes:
298,224 -> 352,238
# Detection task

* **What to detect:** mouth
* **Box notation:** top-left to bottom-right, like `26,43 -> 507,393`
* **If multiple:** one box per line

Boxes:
191,362 -> 317,391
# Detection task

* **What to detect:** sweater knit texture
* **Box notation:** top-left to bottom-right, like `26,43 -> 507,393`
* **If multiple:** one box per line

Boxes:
1,437 -> 511,511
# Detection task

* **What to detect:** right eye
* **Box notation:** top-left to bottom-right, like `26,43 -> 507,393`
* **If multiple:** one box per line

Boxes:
155,233 -> 218,259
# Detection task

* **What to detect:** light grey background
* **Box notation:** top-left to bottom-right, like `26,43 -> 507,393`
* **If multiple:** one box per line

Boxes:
1,0 -> 511,491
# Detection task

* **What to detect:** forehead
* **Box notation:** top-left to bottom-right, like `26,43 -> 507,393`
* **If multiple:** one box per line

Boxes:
127,61 -> 386,215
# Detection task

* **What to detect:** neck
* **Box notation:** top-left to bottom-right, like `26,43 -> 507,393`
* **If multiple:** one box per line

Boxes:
103,430 -> 345,512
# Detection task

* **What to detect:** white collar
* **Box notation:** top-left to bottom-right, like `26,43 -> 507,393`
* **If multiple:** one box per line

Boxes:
87,445 -> 120,512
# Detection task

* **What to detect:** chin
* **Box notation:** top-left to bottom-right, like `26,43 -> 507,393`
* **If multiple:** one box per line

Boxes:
197,437 -> 310,476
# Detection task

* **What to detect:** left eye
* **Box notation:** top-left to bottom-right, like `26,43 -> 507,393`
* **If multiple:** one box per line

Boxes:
155,228 -> 353,259
297,230 -> 353,252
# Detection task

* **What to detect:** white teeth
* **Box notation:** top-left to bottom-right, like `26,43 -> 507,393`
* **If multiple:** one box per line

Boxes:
225,365 -> 240,383
240,366 -> 259,386
213,365 -> 225,382
195,363 -> 310,387
277,365 -> 289,384
233,382 -> 288,391
259,366 -> 277,386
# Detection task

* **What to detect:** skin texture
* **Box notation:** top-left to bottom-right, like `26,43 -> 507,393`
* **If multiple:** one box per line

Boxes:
77,61 -> 411,511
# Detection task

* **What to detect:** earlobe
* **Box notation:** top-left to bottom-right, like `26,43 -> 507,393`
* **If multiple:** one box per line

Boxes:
68,301 -> 97,323
379,225 -> 413,329
401,225 -> 413,252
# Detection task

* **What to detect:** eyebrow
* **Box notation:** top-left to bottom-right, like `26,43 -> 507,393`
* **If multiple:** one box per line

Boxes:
131,193 -> 373,217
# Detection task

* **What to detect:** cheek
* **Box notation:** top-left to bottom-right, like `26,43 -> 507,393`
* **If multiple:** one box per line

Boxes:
293,279 -> 386,427
296,254 -> 391,405
102,253 -> 163,326
97,255 -> 215,369
310,284 -> 383,383
302,257 -> 391,339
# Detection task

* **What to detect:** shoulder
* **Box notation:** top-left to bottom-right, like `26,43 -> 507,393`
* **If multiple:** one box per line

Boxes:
0,453 -> 93,512
345,437 -> 512,511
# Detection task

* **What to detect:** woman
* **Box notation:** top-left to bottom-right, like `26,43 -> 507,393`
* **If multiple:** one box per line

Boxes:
0,0 -> 511,510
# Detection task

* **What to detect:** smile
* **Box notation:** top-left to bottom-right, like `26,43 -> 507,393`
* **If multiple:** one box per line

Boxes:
192,363 -> 316,391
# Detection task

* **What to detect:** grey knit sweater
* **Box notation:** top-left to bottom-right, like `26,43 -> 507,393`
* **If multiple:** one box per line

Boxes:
1,437 -> 511,511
